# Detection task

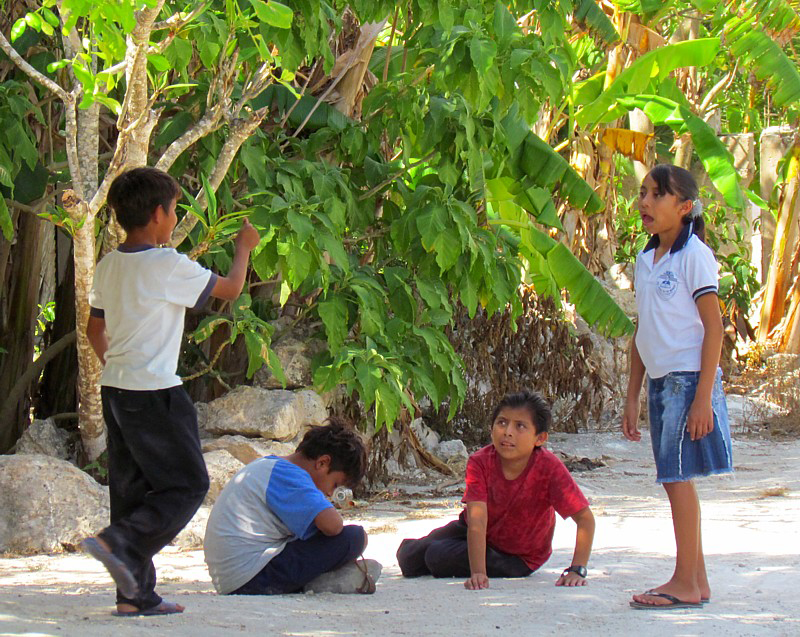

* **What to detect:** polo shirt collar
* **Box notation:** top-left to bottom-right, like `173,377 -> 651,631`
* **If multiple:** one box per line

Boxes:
118,244 -> 156,253
642,221 -> 694,254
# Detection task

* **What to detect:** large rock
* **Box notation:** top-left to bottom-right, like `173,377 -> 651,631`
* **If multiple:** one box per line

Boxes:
203,450 -> 245,504
410,418 -> 440,454
0,455 -> 109,554
172,505 -> 211,550
205,387 -> 327,440
195,402 -> 212,439
434,439 -> 469,473
303,559 -> 383,594
725,395 -> 786,432
15,418 -> 74,462
202,435 -> 295,465
253,336 -> 324,389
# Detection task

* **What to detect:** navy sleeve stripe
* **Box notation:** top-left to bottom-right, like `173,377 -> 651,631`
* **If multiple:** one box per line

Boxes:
89,306 -> 105,318
193,272 -> 218,309
693,285 -> 717,301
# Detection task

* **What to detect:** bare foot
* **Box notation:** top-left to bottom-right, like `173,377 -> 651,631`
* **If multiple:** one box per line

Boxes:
632,582 -> 701,606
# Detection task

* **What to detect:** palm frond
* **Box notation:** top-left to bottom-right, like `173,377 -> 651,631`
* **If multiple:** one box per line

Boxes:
723,15 -> 800,107
573,0 -> 621,48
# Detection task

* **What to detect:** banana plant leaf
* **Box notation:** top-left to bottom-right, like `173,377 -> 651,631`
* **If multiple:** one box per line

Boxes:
508,130 -> 605,214
573,0 -> 621,48
576,38 -> 721,129
723,16 -> 800,108
613,0 -> 673,14
616,94 -> 747,210
502,219 -> 634,337
548,242 -> 634,337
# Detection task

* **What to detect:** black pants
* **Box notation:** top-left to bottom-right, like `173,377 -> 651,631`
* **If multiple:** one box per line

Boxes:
99,386 -> 209,609
396,518 -> 533,579
232,525 -> 367,595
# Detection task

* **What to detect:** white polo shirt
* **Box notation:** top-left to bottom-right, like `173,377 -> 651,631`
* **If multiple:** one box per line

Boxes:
633,227 -> 718,379
89,245 -> 217,390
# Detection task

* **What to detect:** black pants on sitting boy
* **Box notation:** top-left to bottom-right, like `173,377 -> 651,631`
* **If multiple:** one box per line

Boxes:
232,524 -> 367,595
99,386 -> 209,611
396,515 -> 533,578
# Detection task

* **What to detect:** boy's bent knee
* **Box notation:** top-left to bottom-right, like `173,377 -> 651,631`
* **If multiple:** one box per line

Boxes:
340,524 -> 367,554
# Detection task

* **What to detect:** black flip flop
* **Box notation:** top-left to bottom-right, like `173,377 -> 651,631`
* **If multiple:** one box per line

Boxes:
630,592 -> 703,610
113,601 -> 184,617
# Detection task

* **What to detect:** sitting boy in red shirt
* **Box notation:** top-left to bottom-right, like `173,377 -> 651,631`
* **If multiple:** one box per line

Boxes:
397,390 -> 595,589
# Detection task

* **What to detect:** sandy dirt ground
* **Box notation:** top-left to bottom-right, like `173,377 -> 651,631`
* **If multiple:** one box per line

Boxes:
1,431 -> 799,637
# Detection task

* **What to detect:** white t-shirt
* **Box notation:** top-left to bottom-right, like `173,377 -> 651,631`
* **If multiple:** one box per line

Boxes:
634,231 -> 719,379
203,456 -> 333,594
88,245 -> 216,390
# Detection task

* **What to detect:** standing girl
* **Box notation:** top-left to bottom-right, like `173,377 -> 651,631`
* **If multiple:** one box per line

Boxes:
623,164 -> 733,610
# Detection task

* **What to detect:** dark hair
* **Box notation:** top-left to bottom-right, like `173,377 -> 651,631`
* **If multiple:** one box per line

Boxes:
296,418 -> 367,487
491,390 -> 552,434
647,164 -> 705,242
106,167 -> 181,232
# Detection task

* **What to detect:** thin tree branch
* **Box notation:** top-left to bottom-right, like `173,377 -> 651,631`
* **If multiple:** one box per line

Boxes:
170,106 -> 269,246
383,7 -> 400,82
152,2 -> 209,31
0,330 -> 77,432
700,63 -> 737,115
290,52 -> 360,139
4,198 -> 41,215
0,29 -> 84,194
279,59 -> 320,128
155,109 -> 225,173
0,29 -> 69,101
181,340 -> 229,381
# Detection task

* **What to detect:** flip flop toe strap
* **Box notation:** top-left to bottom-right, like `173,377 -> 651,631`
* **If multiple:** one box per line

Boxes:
355,556 -> 376,594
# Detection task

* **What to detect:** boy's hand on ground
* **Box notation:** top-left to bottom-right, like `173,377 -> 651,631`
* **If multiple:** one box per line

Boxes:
464,573 -> 489,590
555,572 -> 587,587
686,398 -> 714,441
235,219 -> 260,252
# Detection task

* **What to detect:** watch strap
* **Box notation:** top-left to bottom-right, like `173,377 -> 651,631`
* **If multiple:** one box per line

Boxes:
562,565 -> 587,578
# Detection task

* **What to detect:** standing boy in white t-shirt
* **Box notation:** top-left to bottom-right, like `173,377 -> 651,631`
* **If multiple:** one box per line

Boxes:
81,167 -> 260,617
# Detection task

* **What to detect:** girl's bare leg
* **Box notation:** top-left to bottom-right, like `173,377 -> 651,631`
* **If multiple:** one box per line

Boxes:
632,480 -> 704,605
697,510 -> 710,601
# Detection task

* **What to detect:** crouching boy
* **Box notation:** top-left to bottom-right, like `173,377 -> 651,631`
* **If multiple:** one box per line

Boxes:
397,390 -> 595,589
204,421 -> 379,595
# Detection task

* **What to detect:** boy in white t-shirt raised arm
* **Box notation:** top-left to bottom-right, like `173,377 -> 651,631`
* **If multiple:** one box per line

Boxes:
81,167 -> 259,617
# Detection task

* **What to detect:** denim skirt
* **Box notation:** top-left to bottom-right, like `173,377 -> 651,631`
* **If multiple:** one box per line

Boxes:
648,370 -> 734,483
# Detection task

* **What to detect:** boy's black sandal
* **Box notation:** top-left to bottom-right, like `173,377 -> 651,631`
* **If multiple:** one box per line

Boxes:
561,565 -> 587,578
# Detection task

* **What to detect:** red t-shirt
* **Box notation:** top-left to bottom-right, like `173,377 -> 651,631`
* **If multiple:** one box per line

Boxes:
461,445 -> 589,570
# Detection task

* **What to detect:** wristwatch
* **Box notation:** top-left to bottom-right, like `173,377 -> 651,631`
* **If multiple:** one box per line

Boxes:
562,565 -> 587,578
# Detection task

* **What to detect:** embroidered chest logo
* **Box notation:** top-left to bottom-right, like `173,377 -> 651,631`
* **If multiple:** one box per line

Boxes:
656,271 -> 678,299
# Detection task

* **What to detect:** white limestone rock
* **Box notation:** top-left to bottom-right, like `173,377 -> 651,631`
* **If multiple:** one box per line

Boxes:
204,387 -> 327,441
0,454 -> 109,554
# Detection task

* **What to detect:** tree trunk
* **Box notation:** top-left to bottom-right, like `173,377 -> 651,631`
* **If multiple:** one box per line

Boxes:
0,211 -> 47,452
65,190 -> 106,460
758,140 -> 800,342
35,233 -> 78,421
629,108 -> 654,182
